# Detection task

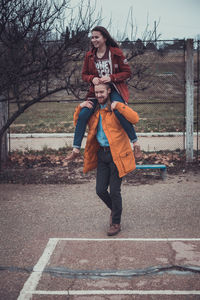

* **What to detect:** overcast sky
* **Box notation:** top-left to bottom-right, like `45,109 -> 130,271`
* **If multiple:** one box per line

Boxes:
94,0 -> 200,40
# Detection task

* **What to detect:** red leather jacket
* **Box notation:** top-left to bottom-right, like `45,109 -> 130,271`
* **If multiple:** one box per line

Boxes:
82,46 -> 131,102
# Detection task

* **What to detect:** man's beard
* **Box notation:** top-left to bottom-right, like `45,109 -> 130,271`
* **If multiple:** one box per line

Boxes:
98,97 -> 107,105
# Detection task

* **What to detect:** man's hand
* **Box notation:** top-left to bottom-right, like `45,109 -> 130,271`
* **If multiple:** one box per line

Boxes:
80,100 -> 94,109
100,76 -> 111,83
111,101 -> 118,111
92,77 -> 101,85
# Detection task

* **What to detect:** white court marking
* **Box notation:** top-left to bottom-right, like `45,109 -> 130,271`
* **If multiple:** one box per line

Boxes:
17,238 -> 200,299
17,238 -> 58,300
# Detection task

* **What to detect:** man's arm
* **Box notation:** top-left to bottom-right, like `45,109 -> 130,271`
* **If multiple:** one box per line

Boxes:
111,101 -> 139,124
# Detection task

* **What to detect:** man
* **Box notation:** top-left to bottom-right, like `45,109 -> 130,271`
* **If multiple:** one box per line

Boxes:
73,83 -> 139,236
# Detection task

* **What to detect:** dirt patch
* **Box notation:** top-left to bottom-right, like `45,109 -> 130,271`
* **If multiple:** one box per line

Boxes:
1,150 -> 199,185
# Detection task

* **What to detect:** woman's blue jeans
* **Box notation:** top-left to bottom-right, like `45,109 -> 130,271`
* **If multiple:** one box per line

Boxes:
73,89 -> 138,148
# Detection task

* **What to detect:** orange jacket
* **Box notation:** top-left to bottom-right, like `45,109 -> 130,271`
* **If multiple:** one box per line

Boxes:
82,47 -> 131,102
73,103 -> 139,178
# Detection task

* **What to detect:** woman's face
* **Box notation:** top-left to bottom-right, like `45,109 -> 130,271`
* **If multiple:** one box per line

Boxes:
91,31 -> 107,48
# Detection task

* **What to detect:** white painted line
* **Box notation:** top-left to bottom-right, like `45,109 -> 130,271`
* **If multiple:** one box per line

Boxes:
17,238 -> 59,300
25,290 -> 200,296
17,237 -> 200,298
51,238 -> 200,242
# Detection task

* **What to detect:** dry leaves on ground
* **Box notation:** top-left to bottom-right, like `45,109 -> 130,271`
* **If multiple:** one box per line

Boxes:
1,149 -> 199,185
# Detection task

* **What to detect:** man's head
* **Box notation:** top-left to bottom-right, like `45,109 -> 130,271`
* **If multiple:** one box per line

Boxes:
94,83 -> 111,105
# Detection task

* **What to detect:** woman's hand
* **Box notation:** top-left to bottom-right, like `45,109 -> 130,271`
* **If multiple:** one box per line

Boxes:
111,101 -> 118,111
80,100 -> 94,109
92,77 -> 101,85
80,100 -> 94,108
100,76 -> 111,83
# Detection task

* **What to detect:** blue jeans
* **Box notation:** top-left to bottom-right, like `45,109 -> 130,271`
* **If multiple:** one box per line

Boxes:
110,89 -> 137,142
73,89 -> 138,148
73,98 -> 98,148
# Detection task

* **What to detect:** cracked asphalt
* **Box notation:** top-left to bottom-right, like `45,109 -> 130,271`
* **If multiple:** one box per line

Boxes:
0,170 -> 200,299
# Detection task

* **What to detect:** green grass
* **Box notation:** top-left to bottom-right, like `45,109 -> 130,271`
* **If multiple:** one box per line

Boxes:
10,101 -> 77,133
132,102 -> 185,132
9,51 -> 190,134
9,100 -> 185,133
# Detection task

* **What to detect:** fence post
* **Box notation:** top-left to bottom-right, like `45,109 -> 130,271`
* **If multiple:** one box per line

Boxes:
0,96 -> 8,163
185,39 -> 194,162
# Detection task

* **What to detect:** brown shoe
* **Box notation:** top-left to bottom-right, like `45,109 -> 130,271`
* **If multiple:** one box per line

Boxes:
107,224 -> 121,236
133,144 -> 142,160
66,150 -> 81,161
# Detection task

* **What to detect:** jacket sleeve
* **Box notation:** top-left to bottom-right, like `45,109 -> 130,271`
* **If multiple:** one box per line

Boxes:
73,105 -> 82,126
115,102 -> 139,124
82,53 -> 96,83
110,49 -> 131,83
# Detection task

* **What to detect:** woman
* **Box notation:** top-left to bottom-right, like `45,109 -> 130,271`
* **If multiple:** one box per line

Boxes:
66,26 -> 141,160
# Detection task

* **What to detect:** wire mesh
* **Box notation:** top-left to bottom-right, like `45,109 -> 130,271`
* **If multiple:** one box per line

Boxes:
8,40 -> 191,154
194,40 -> 200,160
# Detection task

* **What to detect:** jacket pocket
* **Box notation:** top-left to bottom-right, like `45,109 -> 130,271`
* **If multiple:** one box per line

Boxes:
119,151 -> 134,173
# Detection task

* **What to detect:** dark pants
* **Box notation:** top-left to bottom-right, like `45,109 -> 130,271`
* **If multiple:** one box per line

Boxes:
73,88 -> 137,148
96,148 -> 122,224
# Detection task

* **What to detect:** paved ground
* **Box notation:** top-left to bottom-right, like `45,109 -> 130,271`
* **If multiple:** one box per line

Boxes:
0,171 -> 200,299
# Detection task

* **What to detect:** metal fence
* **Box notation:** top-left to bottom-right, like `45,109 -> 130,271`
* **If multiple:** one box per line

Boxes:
128,39 -> 186,153
8,39 -> 199,156
194,40 -> 200,160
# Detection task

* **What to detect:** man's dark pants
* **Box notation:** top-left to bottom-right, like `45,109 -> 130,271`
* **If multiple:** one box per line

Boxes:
96,147 -> 122,224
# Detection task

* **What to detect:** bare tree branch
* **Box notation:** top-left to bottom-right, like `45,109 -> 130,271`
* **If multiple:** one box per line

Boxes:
0,0 -> 161,165
0,0 -> 103,164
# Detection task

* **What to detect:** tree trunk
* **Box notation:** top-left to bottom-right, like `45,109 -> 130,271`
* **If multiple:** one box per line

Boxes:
0,96 -> 8,164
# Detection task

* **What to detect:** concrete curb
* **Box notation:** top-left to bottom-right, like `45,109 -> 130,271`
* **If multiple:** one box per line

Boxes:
10,132 -> 200,138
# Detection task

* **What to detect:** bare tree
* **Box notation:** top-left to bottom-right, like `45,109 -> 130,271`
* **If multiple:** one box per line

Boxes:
0,0 -> 101,165
0,0 -> 160,166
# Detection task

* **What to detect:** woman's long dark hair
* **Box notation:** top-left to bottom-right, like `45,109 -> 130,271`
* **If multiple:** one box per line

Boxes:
91,26 -> 119,48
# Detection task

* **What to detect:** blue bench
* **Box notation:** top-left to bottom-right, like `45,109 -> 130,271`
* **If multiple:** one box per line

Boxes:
136,164 -> 167,180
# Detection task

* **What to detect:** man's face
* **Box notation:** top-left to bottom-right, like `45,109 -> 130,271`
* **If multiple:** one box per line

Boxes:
94,84 -> 111,105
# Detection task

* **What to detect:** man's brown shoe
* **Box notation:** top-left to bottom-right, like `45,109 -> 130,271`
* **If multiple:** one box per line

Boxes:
66,150 -> 81,161
107,224 -> 121,236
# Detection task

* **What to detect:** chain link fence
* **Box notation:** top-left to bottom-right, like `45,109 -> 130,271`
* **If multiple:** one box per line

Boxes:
127,39 -> 186,152
194,40 -> 200,160
8,39 -> 199,155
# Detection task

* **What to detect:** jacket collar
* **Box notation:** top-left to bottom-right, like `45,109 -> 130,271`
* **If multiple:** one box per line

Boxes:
95,102 -> 111,113
87,46 -> 121,57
